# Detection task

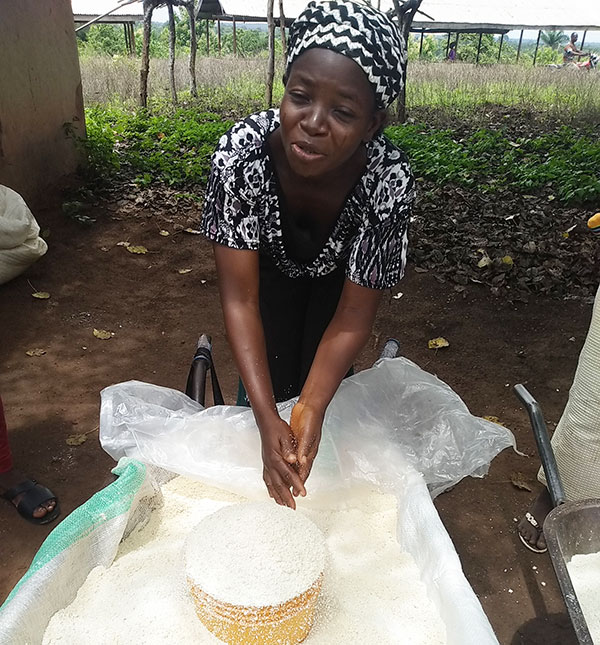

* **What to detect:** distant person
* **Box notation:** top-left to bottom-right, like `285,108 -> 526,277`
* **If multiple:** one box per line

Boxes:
447,42 -> 457,62
563,32 -> 586,65
0,396 -> 60,525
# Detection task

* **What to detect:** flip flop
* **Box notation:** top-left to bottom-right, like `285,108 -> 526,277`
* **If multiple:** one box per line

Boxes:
518,511 -> 547,554
2,479 -> 60,525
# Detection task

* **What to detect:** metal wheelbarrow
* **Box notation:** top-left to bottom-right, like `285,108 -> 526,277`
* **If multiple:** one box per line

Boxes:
514,384 -> 600,645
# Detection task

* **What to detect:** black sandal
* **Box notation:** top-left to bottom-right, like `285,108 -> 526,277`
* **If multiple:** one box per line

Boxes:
2,479 -> 60,525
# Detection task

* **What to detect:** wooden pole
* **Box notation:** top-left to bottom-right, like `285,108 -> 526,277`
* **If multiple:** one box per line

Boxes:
139,1 -> 153,107
186,2 -> 198,98
445,32 -> 451,57
124,23 -> 130,53
206,20 -> 210,55
217,20 -> 221,54
497,33 -> 504,62
516,29 -> 524,62
418,31 -> 424,58
266,0 -> 275,107
130,22 -> 136,55
476,32 -> 483,64
167,1 -> 178,104
532,29 -> 541,66
279,0 -> 287,59
455,32 -> 460,59
580,30 -> 587,50
232,17 -> 237,56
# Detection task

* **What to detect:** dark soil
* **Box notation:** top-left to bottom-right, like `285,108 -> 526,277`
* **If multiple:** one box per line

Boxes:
0,112 -> 598,643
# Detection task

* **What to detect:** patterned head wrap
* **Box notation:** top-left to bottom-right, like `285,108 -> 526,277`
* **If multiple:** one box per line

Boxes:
286,0 -> 406,109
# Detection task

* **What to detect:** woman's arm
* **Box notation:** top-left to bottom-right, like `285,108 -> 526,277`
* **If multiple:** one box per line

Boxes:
213,243 -> 306,508
291,279 -> 382,482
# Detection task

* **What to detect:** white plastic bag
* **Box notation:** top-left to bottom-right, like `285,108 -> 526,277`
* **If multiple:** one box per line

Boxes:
100,356 -> 515,497
0,185 -> 47,285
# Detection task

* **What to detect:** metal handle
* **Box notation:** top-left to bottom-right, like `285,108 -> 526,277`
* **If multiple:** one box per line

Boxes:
513,384 -> 566,507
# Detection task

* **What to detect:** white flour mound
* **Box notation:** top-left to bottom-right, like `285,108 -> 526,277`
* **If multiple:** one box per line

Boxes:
186,502 -> 325,606
567,551 -> 600,642
43,477 -> 447,645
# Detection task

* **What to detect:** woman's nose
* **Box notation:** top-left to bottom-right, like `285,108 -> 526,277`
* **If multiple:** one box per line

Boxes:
301,106 -> 327,136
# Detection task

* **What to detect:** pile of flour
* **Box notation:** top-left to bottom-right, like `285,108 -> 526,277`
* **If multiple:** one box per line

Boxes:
567,552 -> 600,642
43,477 -> 447,645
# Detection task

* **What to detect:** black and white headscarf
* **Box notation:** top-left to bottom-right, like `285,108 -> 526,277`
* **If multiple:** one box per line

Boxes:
286,0 -> 406,109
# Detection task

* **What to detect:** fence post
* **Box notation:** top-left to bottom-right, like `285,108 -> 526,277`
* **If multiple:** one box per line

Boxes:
497,33 -> 504,62
532,29 -> 541,66
476,32 -> 483,64
516,29 -> 524,62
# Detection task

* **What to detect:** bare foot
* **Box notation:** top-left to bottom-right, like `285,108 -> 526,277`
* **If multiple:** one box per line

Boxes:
518,487 -> 553,552
0,469 -> 57,520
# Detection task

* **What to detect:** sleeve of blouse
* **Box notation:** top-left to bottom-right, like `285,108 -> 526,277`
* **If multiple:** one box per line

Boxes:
346,158 -> 416,289
200,151 -> 260,251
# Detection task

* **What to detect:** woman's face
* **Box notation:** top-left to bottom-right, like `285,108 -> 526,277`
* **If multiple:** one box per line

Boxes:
279,48 -> 385,180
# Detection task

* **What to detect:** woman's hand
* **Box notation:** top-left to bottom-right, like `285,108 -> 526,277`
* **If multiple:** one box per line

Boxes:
290,401 -> 325,484
259,415 -> 306,509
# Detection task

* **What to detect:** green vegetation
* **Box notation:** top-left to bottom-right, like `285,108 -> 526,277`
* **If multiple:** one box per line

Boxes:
83,104 -> 600,204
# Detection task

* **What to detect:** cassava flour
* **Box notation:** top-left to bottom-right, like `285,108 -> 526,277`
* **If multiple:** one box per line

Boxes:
567,551 -> 600,643
186,502 -> 325,607
43,477 -> 447,645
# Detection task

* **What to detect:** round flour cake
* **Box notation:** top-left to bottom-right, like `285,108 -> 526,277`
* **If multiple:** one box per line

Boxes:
185,502 -> 325,607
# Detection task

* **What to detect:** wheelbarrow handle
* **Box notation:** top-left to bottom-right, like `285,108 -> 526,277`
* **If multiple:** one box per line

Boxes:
513,384 -> 566,508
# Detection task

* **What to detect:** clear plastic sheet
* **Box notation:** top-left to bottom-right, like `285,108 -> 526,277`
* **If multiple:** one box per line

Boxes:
100,356 -> 515,498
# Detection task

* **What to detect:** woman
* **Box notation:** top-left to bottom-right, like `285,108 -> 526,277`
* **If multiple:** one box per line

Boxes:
201,0 -> 415,508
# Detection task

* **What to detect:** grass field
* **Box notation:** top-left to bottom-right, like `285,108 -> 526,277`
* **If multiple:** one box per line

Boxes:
80,55 -> 600,123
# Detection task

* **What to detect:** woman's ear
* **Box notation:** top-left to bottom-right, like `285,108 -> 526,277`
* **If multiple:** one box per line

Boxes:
364,109 -> 388,142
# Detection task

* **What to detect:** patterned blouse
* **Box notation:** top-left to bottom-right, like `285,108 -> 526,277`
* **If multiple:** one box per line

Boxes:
201,109 -> 415,289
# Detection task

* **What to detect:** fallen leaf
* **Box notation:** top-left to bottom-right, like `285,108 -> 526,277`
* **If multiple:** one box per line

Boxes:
428,337 -> 449,350
483,415 -> 506,426
32,291 -> 50,299
25,348 -> 46,357
562,231 -> 569,239
414,266 -> 429,273
392,291 -> 403,300
510,471 -> 532,492
502,255 -> 514,266
93,328 -> 113,340
116,241 -> 130,247
100,246 -> 110,252
66,433 -> 88,446
547,195 -> 555,201
178,268 -> 192,274
126,245 -> 148,254
200,279 -> 207,284
477,249 -> 492,268
159,230 -> 170,236
508,141 -> 521,148
183,228 -> 202,235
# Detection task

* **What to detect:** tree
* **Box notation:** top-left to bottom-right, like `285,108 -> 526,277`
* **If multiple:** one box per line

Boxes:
540,30 -> 568,51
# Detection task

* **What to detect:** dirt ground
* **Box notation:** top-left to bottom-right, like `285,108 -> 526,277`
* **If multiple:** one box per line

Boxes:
0,195 -> 595,645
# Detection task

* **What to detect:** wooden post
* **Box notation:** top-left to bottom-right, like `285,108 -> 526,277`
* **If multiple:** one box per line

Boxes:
445,32 -> 451,57
476,32 -> 483,64
232,17 -> 237,56
580,30 -> 587,50
217,20 -> 221,54
455,32 -> 460,59
497,33 -> 504,62
124,23 -> 130,53
139,1 -> 153,107
532,29 -> 541,66
516,29 -> 524,62
418,31 -> 424,58
266,0 -> 275,107
206,20 -> 210,55
167,1 -> 178,104
129,22 -> 136,55
186,1 -> 198,98
279,0 -> 287,59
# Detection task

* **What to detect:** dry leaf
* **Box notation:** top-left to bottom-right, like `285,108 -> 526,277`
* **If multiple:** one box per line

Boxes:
126,245 -> 148,254
116,241 -> 130,247
428,337 -> 449,350
66,433 -> 88,446
93,328 -> 113,340
509,472 -> 532,492
183,228 -> 202,235
26,348 -> 46,357
178,268 -> 192,274
477,249 -> 492,269
159,230 -> 170,236
502,255 -> 514,266
562,231 -> 570,239
483,415 -> 506,426
32,291 -> 50,299
414,267 -> 428,273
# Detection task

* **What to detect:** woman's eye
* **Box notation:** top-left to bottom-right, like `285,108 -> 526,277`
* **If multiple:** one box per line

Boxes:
289,91 -> 308,103
335,109 -> 355,120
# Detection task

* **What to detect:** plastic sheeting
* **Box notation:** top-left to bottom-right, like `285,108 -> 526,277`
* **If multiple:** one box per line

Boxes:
100,356 -> 515,498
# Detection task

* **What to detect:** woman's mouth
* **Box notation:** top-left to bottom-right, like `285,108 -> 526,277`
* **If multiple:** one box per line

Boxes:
291,142 -> 325,162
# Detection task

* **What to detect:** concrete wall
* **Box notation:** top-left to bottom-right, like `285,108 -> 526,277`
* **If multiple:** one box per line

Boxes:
0,0 -> 85,207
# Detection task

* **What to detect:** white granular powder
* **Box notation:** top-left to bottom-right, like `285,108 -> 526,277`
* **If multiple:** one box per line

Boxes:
185,502 -> 325,606
43,477 -> 447,645
567,551 -> 600,642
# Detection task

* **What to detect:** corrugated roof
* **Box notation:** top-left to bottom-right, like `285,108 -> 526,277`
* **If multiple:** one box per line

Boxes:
72,0 -> 144,20
197,0 -> 600,30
